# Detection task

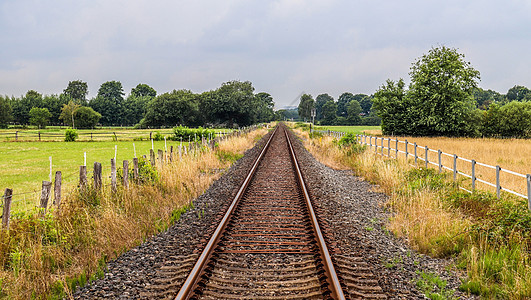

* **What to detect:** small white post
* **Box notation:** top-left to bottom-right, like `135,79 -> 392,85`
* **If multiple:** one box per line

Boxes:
133,143 -> 137,158
496,166 -> 501,199
49,156 -> 52,182
471,160 -> 476,191
164,136 -> 167,152
114,145 -> 117,161
527,174 -> 531,211
151,139 -> 154,150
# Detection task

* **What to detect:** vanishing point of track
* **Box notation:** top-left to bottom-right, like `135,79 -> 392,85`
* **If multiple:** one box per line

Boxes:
175,125 -> 345,299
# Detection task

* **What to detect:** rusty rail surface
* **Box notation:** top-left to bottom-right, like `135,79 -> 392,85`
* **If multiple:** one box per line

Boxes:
175,124 -> 346,299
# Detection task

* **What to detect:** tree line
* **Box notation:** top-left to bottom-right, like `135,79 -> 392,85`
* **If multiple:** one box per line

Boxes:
296,92 -> 380,126
0,80 -> 275,129
372,46 -> 531,137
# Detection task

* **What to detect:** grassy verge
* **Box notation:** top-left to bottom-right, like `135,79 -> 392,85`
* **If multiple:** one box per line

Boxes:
294,126 -> 531,299
0,127 -> 268,299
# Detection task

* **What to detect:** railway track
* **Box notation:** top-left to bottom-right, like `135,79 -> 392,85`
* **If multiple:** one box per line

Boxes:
170,124 -> 385,299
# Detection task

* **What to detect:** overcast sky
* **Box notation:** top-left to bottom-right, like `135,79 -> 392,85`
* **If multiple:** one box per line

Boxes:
1,0 -> 531,108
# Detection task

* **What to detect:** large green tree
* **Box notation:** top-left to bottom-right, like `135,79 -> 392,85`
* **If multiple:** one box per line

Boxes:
253,92 -> 275,123
314,94 -> 330,121
346,100 -> 362,125
506,85 -> 531,102
89,81 -> 125,126
12,90 -> 43,124
297,94 -> 314,122
131,83 -> 157,98
408,46 -> 480,136
143,90 -> 200,127
337,93 -> 354,117
29,107 -> 52,128
321,100 -> 337,125
0,95 -> 13,128
59,100 -> 81,128
63,80 -> 88,104
372,79 -> 417,135
74,106 -> 101,129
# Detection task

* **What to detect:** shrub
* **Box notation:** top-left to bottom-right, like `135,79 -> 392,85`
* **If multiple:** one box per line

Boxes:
171,126 -> 215,142
152,132 -> 164,141
64,129 -> 78,142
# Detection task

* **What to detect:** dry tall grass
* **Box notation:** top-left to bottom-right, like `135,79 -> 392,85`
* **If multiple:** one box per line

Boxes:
365,135 -> 531,199
298,126 -> 531,297
0,128 -> 267,299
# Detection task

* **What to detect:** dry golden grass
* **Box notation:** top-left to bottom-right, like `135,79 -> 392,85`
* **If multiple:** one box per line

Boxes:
0,128 -> 267,299
382,136 -> 531,198
297,130 -> 470,257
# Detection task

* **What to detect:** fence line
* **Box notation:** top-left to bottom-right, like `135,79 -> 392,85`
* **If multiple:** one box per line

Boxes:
1,124 -> 263,228
312,129 -> 531,209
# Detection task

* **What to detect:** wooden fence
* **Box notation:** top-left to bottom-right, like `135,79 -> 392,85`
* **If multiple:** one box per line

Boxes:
312,130 -> 531,209
1,124 -> 262,229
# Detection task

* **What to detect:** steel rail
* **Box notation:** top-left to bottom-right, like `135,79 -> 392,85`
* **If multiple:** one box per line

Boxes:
284,129 -> 346,300
174,126 -> 278,300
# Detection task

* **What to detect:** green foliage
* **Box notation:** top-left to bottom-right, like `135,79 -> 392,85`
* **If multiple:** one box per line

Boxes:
316,93 -> 334,120
374,46 -> 481,136
89,81 -> 125,126
29,107 -> 52,128
74,107 -> 101,129
298,94 -> 314,121
131,83 -> 156,98
143,89 -> 200,127
152,131 -> 164,141
320,100 -> 337,125
346,100 -> 362,125
136,157 -> 159,184
171,126 -> 215,142
0,95 -> 13,128
64,129 -> 78,142
63,80 -> 88,104
215,150 -> 243,164
482,101 -> 531,137
416,271 -> 456,299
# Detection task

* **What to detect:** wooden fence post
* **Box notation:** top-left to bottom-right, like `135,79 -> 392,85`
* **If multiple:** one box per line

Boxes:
158,149 -> 164,166
94,162 -> 102,190
123,160 -> 129,188
150,149 -> 156,167
2,188 -> 12,229
79,166 -> 87,191
111,159 -> 117,193
15,131 -> 18,141
40,181 -> 52,214
53,171 -> 61,208
169,146 -> 173,162
133,158 -> 139,183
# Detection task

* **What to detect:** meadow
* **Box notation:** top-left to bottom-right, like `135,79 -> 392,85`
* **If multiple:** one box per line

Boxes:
312,125 -> 381,135
0,127 -> 268,299
0,127 -> 229,142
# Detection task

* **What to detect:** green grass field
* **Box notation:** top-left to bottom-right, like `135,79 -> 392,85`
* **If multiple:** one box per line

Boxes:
0,127 -> 230,142
312,125 -> 381,135
0,139 -> 193,213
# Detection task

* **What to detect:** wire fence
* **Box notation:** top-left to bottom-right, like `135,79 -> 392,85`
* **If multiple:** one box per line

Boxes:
312,129 -> 531,209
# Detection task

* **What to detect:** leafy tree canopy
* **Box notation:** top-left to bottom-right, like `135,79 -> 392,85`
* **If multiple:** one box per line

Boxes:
29,107 -> 52,129
131,83 -> 157,98
63,80 -> 88,104
297,94 -> 314,122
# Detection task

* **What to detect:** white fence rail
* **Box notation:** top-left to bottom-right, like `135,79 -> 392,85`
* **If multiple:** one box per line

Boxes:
312,130 -> 531,209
